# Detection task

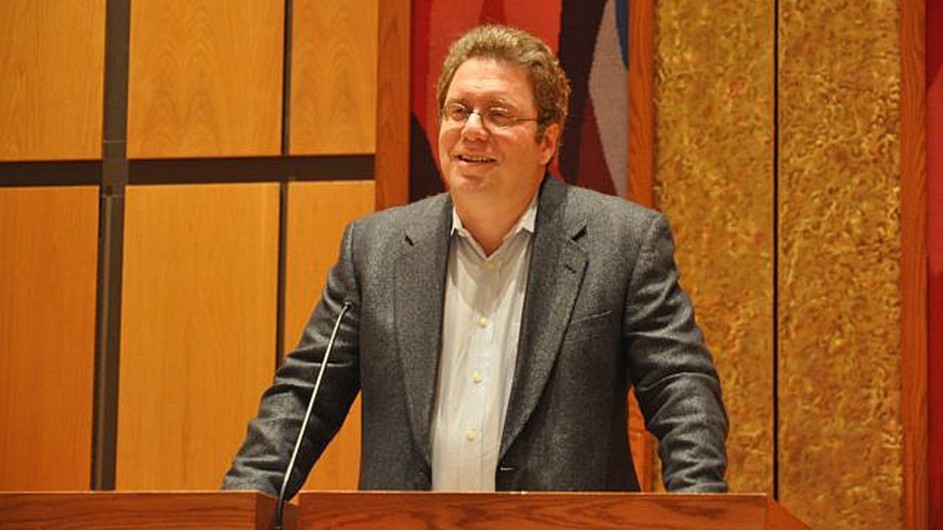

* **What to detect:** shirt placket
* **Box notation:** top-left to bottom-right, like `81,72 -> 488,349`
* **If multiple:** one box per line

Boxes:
466,252 -> 502,488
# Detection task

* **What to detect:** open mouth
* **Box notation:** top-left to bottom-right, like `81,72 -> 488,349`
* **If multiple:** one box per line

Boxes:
457,154 -> 496,164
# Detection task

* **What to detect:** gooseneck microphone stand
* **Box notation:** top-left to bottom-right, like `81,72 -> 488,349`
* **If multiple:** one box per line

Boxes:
272,301 -> 352,530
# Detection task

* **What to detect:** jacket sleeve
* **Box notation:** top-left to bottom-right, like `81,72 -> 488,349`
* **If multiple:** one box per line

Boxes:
222,222 -> 362,498
623,213 -> 729,492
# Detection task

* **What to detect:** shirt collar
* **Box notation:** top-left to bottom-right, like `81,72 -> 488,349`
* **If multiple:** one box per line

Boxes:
451,192 -> 538,242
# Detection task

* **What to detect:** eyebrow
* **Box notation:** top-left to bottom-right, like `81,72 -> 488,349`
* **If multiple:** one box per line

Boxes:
445,96 -> 520,110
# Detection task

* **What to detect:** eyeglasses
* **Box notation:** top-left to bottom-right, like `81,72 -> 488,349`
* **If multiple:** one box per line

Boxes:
441,102 -> 538,129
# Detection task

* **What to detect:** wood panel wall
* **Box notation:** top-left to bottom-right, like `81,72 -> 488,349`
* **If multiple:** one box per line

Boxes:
656,1 -> 922,528
291,0 -> 377,155
0,0 -> 380,492
654,0 -> 775,495
0,0 -> 105,160
777,1 -> 903,528
116,184 -> 279,489
0,0 -> 105,491
127,0 -> 284,157
0,187 -> 99,490
283,181 -> 376,490
0,2 -> 929,526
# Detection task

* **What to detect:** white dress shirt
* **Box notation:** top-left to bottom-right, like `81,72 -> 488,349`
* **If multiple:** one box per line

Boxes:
430,197 -> 537,491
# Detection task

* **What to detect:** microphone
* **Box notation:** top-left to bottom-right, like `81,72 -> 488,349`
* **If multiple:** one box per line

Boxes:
272,301 -> 353,530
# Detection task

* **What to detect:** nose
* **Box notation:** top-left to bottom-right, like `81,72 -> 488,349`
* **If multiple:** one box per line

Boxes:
460,110 -> 489,140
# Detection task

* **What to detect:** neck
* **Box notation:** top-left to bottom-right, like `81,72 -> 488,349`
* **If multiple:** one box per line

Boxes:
453,194 -> 532,256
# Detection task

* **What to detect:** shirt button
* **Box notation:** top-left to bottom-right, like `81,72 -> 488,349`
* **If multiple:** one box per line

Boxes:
465,429 -> 479,441
484,261 -> 496,271
477,316 -> 489,328
472,371 -> 484,384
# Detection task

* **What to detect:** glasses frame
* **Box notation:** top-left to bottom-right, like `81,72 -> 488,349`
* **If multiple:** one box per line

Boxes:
440,101 -> 539,130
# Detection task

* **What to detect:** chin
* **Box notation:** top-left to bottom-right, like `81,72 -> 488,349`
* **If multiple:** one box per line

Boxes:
446,171 -> 490,192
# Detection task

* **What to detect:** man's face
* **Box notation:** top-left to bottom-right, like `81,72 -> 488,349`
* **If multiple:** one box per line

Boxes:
438,58 -> 560,209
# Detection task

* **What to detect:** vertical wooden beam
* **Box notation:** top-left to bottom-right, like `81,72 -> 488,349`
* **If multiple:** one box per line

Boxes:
900,0 -> 928,527
375,0 -> 411,210
627,0 -> 654,208
625,0 -> 657,490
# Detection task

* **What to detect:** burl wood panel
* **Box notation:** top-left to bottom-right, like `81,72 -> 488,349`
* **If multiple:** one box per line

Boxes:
0,491 -> 295,530
778,1 -> 903,528
117,184 -> 279,489
654,0 -> 775,493
127,0 -> 283,158
0,0 -> 104,160
0,187 -> 99,490
290,0 -> 377,155
284,181 -> 375,490
299,492 -> 810,530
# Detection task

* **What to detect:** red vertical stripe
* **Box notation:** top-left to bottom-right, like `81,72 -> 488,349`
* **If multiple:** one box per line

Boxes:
927,0 -> 943,527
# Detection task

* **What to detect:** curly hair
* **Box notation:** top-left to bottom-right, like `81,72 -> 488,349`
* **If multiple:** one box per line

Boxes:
436,24 -> 571,137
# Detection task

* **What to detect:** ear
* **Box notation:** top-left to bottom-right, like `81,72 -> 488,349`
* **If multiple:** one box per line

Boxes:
538,123 -> 562,165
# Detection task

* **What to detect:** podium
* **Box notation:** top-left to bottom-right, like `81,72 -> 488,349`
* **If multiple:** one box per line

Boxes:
298,492 -> 810,530
0,491 -> 295,530
0,491 -> 810,529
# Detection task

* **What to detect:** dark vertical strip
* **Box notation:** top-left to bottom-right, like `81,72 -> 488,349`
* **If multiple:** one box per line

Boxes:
91,0 -> 131,491
557,0 -> 608,185
772,0 -> 780,501
281,0 -> 293,155
275,0 -> 294,369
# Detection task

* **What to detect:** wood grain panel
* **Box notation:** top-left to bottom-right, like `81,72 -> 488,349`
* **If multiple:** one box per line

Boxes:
375,0 -> 411,210
0,187 -> 99,490
926,0 -> 943,526
0,491 -> 295,530
899,0 -> 928,528
778,0 -> 903,528
127,0 -> 284,158
299,492 -> 810,530
626,0 -> 657,490
117,184 -> 279,490
627,0 -> 654,208
0,0 -> 105,160
290,0 -> 377,155
654,0 -> 775,494
284,181 -> 375,490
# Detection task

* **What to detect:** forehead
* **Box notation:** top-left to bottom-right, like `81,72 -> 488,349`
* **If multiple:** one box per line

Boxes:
446,58 -> 535,106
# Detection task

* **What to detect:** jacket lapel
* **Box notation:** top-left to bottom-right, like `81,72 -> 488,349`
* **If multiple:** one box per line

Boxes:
394,196 -> 452,469
501,177 -> 588,459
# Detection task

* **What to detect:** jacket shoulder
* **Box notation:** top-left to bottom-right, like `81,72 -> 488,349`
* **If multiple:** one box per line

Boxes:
352,192 -> 449,232
565,185 -> 664,233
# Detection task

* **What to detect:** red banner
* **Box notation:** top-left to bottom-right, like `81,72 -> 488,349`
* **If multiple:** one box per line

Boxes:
409,0 -> 630,201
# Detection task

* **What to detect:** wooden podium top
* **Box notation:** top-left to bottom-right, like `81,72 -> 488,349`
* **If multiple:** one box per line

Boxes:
0,491 -> 810,530
0,490 -> 294,530
298,491 -> 810,530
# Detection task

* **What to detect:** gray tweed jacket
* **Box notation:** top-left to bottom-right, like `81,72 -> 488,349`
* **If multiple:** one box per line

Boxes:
223,176 -> 728,498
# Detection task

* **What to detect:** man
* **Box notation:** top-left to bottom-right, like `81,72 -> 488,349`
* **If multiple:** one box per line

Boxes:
224,24 -> 727,497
